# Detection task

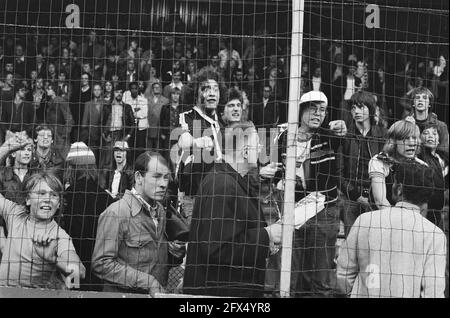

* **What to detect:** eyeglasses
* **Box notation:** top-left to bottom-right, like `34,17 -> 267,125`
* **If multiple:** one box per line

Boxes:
306,105 -> 327,115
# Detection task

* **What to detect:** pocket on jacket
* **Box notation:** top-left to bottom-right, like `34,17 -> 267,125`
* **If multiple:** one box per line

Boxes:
122,233 -> 155,266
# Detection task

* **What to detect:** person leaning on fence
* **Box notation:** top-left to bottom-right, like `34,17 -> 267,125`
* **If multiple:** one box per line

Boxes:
183,121 -> 282,297
369,117 -> 429,210
336,162 -> 447,298
338,91 -> 387,237
0,168 -> 85,289
276,91 -> 348,297
91,151 -> 185,296
177,66 -> 224,224
418,123 -> 449,227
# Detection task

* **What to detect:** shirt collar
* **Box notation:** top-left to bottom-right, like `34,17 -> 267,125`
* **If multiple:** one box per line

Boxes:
394,201 -> 421,213
170,82 -> 183,89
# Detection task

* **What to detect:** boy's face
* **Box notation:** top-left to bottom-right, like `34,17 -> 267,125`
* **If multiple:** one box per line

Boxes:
93,85 -> 102,98
14,144 -> 33,165
114,149 -> 127,165
5,63 -> 13,72
396,136 -> 419,159
421,127 -> 439,150
413,93 -> 430,112
223,98 -> 242,123
171,91 -> 180,103
301,102 -> 327,130
17,87 -> 26,99
48,64 -> 56,74
36,129 -> 53,148
27,180 -> 60,222
351,104 -> 370,124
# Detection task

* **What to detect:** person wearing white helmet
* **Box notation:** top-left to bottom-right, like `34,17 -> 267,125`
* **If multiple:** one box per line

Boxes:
276,90 -> 347,297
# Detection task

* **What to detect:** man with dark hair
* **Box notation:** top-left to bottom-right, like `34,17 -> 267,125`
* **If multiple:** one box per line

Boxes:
123,81 -> 149,160
80,83 -> 106,163
339,91 -> 387,236
221,87 -> 243,125
184,121 -> 282,297
147,81 -> 169,152
336,163 -> 447,298
249,84 -> 279,136
0,82 -> 35,140
100,84 -> 135,169
13,44 -> 27,78
162,69 -> 192,105
71,72 -> 92,142
177,66 -> 224,221
92,151 -> 185,295
29,125 -> 64,180
406,86 -> 449,156
45,84 -> 74,164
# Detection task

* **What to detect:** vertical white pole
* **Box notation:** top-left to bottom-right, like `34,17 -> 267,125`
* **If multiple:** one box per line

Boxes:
279,0 -> 305,298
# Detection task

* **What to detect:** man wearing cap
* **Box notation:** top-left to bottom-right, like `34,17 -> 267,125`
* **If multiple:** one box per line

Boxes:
100,84 -> 135,169
99,140 -> 134,200
0,82 -> 35,141
277,90 -> 347,297
147,81 -> 169,151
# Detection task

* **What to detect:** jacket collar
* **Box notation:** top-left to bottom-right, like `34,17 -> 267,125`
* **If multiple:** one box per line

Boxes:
122,189 -> 162,218
394,201 -> 421,214
122,190 -> 144,217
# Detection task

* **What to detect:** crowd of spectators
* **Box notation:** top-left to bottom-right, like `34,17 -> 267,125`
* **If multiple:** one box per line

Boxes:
0,26 -> 448,297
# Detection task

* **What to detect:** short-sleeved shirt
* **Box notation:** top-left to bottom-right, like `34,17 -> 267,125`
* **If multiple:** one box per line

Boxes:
369,154 -> 428,179
368,154 -> 428,205
0,198 -> 76,288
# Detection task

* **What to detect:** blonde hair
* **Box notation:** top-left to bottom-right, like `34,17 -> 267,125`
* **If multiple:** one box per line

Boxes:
382,118 -> 421,159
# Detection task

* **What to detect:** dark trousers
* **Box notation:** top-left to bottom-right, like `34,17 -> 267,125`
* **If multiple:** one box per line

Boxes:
340,197 -> 372,237
290,204 -> 340,298
132,129 -> 149,161
147,136 -> 160,152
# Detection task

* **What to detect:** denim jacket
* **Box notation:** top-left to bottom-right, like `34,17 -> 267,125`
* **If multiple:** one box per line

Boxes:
91,190 -> 169,293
